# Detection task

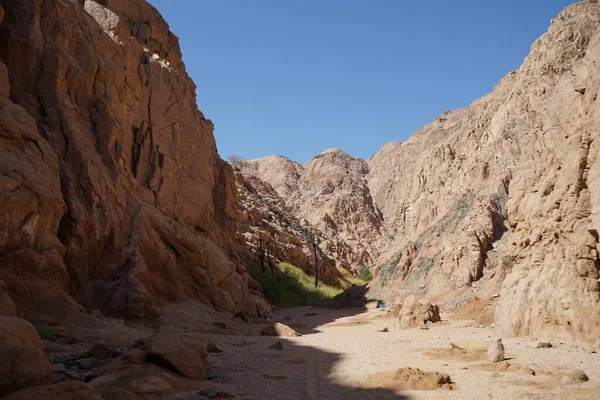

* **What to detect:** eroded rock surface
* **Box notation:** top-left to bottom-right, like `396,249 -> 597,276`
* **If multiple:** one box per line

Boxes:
0,0 -> 266,322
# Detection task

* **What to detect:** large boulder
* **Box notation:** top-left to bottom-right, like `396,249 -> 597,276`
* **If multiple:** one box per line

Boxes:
3,381 -> 102,400
260,322 -> 301,337
0,316 -> 52,396
397,296 -> 441,329
145,331 -> 207,379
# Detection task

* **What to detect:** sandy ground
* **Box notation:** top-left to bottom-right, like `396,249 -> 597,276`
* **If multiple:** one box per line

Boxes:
200,306 -> 600,400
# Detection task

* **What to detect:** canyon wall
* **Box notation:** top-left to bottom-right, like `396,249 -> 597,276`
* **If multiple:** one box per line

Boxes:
0,0 -> 269,322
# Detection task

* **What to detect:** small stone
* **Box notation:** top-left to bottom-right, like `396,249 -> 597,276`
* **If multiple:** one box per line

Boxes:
206,343 -> 223,354
302,312 -> 318,316
52,373 -> 65,384
88,342 -> 112,359
197,387 -> 234,398
52,363 -> 66,373
233,311 -> 250,323
536,342 -> 552,349
282,316 -> 291,321
75,358 -> 94,370
123,349 -> 146,365
90,310 -> 102,318
133,339 -> 145,349
419,324 -> 429,330
473,324 -> 480,328
377,327 -> 389,333
575,87 -> 586,95
214,322 -> 227,329
270,340 -> 283,351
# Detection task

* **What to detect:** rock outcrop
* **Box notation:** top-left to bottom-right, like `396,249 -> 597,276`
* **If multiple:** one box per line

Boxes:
364,1 -> 600,342
0,316 -> 52,397
246,149 -> 384,271
0,0 -> 266,322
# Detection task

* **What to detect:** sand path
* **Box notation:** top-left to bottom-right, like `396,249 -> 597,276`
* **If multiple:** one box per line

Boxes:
202,306 -> 600,399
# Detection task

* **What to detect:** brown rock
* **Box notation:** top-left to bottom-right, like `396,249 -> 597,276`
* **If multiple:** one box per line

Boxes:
205,343 -> 223,353
89,342 -> 113,360
0,293 -> 17,317
260,322 -> 301,337
123,349 -> 147,365
362,367 -> 454,391
270,340 -> 284,350
0,0 -> 267,324
0,347 -> 53,397
3,381 -> 102,400
145,331 -> 208,379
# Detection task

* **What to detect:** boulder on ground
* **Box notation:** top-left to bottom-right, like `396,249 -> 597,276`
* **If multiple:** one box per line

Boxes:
397,296 -> 441,329
88,342 -> 113,359
145,331 -> 208,379
0,293 -> 17,317
3,381 -> 102,400
487,338 -> 505,362
205,343 -> 223,353
0,347 -> 53,397
260,322 -> 301,337
0,316 -> 52,396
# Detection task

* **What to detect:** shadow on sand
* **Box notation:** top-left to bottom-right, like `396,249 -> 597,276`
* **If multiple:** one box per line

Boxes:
205,285 -> 409,399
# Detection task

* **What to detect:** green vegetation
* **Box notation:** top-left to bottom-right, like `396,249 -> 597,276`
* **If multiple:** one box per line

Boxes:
388,232 -> 396,241
35,325 -> 57,340
491,191 -> 508,217
357,266 -> 373,282
248,262 -> 344,307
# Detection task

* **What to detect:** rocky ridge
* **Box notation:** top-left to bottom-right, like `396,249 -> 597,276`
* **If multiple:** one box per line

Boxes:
242,1 -> 600,343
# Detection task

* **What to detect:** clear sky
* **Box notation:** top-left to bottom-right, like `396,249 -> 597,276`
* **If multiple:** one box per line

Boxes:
148,0 -> 575,164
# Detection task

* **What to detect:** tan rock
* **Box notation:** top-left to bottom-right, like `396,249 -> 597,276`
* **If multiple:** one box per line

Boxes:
260,322 -> 301,337
3,381 -> 102,400
487,338 -> 505,363
397,296 -> 441,329
145,331 -> 207,379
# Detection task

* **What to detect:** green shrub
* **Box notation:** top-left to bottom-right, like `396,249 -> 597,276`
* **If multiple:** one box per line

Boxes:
248,262 -> 343,307
35,325 -> 57,340
357,267 -> 373,282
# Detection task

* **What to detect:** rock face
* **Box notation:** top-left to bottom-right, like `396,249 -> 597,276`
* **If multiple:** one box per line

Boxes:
0,0 -> 266,321
0,316 -> 52,396
363,1 -> 600,342
233,171 -> 346,287
246,149 -> 384,271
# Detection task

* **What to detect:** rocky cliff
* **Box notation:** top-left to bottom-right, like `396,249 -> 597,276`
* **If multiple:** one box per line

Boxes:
367,0 -> 600,342
0,0 -> 269,323
247,150 -> 385,271
246,1 -> 600,342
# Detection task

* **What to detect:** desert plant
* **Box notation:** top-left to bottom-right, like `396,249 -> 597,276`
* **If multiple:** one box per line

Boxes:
247,262 -> 342,307
35,325 -> 57,340
225,154 -> 247,170
357,267 -> 373,282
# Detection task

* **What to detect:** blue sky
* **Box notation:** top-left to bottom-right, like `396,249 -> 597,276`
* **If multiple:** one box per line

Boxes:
148,0 -> 575,164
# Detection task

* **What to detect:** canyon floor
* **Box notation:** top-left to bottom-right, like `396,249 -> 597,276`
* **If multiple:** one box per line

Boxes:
196,307 -> 600,400
40,302 -> 600,399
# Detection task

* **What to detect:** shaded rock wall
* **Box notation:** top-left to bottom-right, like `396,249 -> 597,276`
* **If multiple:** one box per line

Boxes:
0,0 -> 266,322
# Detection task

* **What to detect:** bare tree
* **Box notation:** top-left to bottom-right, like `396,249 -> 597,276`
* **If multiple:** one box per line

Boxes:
225,154 -> 247,170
